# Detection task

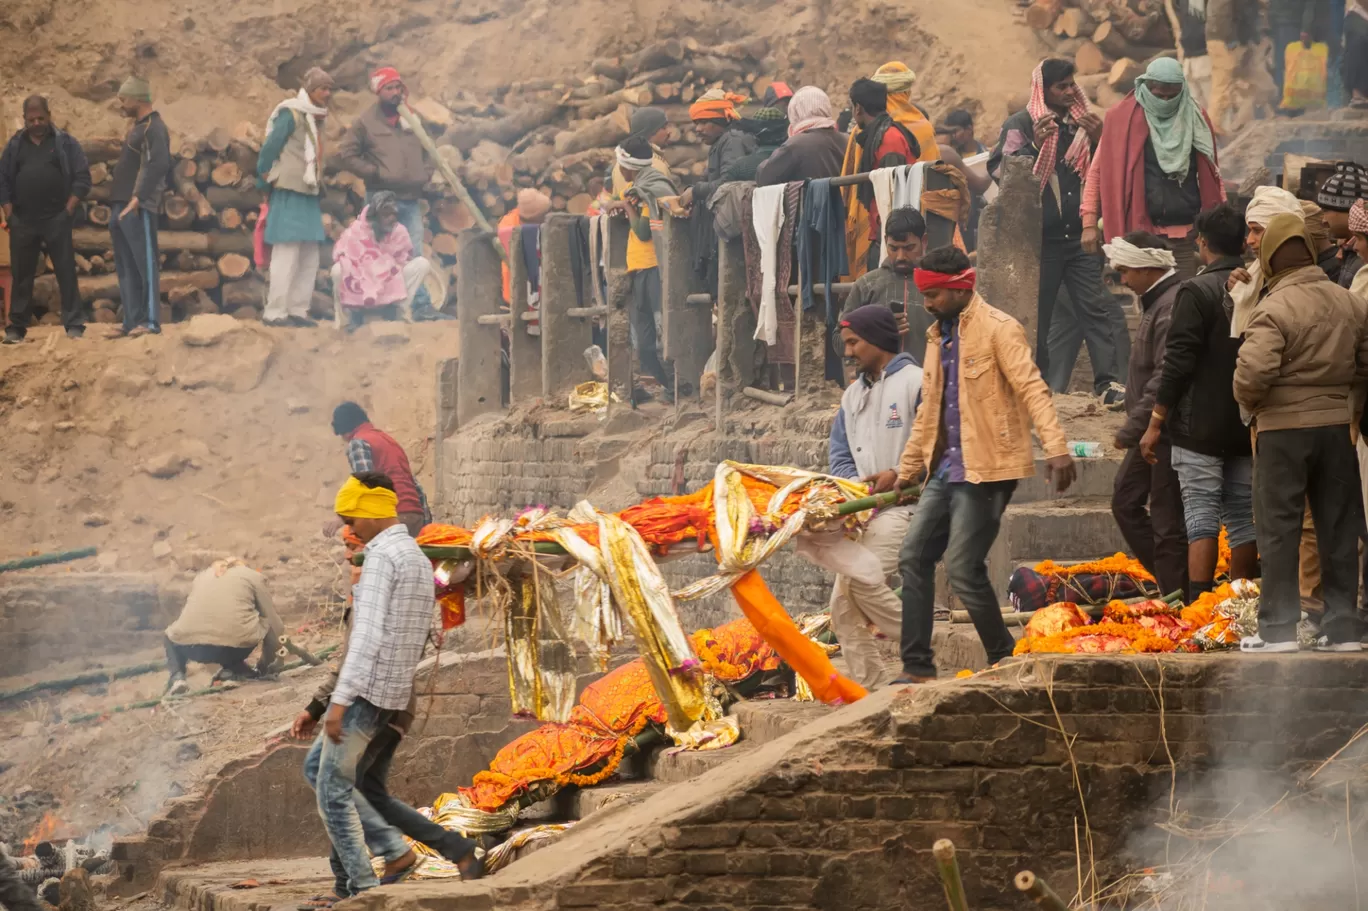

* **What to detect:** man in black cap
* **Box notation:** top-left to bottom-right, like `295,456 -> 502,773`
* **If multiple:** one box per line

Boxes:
829,304 -> 923,687
1316,161 -> 1368,288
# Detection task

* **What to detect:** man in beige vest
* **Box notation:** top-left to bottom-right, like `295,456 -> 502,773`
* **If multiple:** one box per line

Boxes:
258,68 -> 333,327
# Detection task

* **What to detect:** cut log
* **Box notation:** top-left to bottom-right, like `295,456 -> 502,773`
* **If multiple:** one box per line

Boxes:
685,55 -> 746,83
74,253 -> 92,275
217,207 -> 243,231
712,37 -> 770,60
164,196 -> 194,230
680,84 -> 697,104
210,162 -> 242,187
627,64 -> 690,88
33,268 -> 219,304
590,57 -> 627,82
433,198 -> 476,234
88,255 -> 107,274
172,158 -> 215,220
431,233 -> 460,257
231,120 -> 262,146
443,101 -> 564,153
566,192 -> 593,215
1025,0 -> 1064,29
71,226 -> 253,256
89,162 -> 109,185
508,142 -> 557,176
229,305 -> 260,321
220,277 -> 266,310
1094,20 -> 1133,59
1076,72 -> 1110,102
223,141 -> 259,177
620,39 -> 684,74
179,290 -> 220,316
204,126 -> 233,154
217,253 -> 252,280
1109,57 -> 1146,91
654,83 -> 680,102
172,250 -> 197,272
87,205 -> 111,227
553,103 -> 634,156
1075,40 -> 1108,76
751,75 -> 773,98
661,144 -> 706,168
203,185 -> 265,210
410,97 -> 456,130
80,138 -> 125,164
1054,8 -> 1089,37
178,142 -> 198,160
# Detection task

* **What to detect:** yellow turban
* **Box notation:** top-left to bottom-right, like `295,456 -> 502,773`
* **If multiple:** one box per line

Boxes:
334,476 -> 398,519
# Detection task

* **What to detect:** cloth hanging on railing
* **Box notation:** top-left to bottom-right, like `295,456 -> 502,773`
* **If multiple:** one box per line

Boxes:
798,177 -> 850,321
771,183 -> 802,366
587,215 -> 606,309
567,216 -> 594,309
519,224 -> 542,335
749,183 -> 788,346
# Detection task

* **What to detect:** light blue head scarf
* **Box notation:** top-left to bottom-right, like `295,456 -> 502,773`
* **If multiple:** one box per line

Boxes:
1133,57 -> 1214,182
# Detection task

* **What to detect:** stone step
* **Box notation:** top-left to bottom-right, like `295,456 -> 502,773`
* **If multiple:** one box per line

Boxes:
998,502 -> 1127,562
1014,456 -> 1121,504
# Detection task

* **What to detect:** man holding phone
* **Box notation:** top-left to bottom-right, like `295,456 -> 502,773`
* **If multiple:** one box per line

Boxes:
840,207 -> 935,364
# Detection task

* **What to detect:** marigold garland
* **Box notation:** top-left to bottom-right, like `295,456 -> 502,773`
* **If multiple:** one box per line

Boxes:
1033,553 -> 1156,583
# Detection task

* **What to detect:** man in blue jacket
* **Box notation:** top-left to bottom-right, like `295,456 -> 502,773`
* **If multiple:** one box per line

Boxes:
0,95 -> 91,343
828,305 -> 923,687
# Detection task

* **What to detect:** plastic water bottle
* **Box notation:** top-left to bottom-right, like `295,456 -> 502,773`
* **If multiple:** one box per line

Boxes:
1069,441 -> 1104,458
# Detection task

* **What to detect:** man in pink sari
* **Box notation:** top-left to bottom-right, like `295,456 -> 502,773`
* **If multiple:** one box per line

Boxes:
330,191 -> 431,329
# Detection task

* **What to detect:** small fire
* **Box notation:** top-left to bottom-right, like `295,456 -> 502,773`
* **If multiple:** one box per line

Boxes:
21,812 -> 61,854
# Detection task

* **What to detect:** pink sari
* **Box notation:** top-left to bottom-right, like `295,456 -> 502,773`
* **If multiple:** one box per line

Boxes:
333,208 -> 413,309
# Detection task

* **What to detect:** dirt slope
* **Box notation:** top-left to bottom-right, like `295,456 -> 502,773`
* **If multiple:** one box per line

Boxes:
0,0 -> 1047,148
0,318 -> 455,603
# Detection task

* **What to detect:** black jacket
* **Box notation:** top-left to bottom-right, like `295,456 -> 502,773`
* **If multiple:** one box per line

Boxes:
1155,256 -> 1252,458
0,127 -> 92,209
989,108 -> 1089,242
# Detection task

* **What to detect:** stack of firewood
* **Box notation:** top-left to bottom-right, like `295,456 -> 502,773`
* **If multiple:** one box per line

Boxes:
24,36 -> 772,327
1017,0 -> 1177,107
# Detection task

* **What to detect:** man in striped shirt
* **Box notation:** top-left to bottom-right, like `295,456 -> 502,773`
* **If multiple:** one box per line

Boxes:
311,472 -> 441,900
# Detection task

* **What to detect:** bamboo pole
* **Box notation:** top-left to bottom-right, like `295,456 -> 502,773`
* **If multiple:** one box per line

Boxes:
933,839 -> 970,911
1014,871 -> 1070,911
0,547 -> 98,574
0,660 -> 166,704
397,103 -> 506,263
355,486 -> 921,565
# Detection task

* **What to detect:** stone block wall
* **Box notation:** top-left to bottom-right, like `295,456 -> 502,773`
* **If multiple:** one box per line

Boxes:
359,654 -> 1368,911
0,573 -> 168,677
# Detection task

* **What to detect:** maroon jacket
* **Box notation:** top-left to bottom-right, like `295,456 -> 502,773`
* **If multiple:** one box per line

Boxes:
346,422 -> 424,516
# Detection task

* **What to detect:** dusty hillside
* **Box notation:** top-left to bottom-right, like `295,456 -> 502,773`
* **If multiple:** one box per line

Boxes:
0,318 -> 455,603
0,0 -> 1047,149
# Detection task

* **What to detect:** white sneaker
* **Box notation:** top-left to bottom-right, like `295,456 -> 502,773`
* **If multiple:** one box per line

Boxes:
1239,635 -> 1299,653
1314,636 -> 1364,653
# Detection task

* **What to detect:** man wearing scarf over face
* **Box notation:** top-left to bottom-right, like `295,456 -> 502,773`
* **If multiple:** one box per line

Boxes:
259,67 -> 333,327
990,58 -> 1125,405
892,247 -> 1075,682
1082,57 -> 1223,279
1233,213 -> 1368,654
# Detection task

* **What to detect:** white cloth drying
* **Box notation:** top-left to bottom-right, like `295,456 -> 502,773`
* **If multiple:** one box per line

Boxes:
751,183 -> 787,346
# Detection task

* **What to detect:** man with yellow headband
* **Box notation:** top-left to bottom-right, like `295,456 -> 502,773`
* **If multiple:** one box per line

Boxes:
305,472 -> 464,899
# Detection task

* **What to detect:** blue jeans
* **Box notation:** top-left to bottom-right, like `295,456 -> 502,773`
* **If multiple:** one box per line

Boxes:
1170,446 -> 1255,548
370,194 -> 431,310
109,207 -> 160,332
304,700 -> 407,896
898,476 -> 1018,677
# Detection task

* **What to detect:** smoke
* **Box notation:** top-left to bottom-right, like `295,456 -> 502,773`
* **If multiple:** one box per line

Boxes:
1115,665 -> 1368,910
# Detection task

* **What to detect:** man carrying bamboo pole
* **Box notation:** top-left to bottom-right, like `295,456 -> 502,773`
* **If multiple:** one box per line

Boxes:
894,247 -> 1075,681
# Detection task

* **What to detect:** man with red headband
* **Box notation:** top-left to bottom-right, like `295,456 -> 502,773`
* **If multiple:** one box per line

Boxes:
892,246 -> 1075,682
336,67 -> 450,321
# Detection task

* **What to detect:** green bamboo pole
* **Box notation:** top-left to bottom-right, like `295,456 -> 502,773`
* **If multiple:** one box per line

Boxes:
0,546 -> 98,574
353,486 -> 920,565
933,839 -> 970,911
1014,871 -> 1070,911
0,660 -> 168,704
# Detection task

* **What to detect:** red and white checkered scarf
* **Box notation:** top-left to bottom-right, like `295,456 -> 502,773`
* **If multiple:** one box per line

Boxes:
1027,62 -> 1092,195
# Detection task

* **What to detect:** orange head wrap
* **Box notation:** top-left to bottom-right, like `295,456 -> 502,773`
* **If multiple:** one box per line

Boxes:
689,91 -> 746,123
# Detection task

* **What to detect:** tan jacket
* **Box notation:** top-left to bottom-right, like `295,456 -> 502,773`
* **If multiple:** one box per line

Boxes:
1233,265 -> 1368,432
897,294 -> 1069,484
335,104 -> 433,200
165,565 -> 283,650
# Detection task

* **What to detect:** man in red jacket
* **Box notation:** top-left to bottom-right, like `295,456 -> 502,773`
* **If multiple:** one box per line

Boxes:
331,402 -> 430,536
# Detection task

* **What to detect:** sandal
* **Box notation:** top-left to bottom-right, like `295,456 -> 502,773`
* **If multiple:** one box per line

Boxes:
379,865 -> 416,886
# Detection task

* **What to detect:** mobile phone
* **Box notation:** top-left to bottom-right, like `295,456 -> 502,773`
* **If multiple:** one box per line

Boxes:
889,301 -> 905,315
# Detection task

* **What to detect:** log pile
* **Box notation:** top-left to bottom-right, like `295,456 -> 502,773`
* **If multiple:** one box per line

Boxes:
26,37 -> 773,328
1015,0 -> 1175,108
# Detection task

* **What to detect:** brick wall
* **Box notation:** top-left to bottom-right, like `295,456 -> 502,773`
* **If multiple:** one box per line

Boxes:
353,654 -> 1368,911
439,410 -> 839,637
0,573 -> 169,677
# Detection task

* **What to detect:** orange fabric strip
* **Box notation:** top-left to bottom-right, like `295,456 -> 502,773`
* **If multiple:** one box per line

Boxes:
729,569 -> 867,705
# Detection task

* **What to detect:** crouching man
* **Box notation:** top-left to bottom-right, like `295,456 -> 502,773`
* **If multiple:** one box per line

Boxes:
828,305 -> 923,687
163,558 -> 283,694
